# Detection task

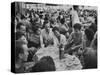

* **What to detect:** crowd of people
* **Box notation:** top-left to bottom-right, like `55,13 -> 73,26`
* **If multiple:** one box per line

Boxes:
13,4 -> 97,73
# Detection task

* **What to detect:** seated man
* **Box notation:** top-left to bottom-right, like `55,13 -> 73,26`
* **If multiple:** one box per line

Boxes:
65,23 -> 82,55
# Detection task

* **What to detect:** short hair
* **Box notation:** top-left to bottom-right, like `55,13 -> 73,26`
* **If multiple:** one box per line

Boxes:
15,32 -> 25,40
52,26 -> 59,32
39,14 -> 43,19
43,20 -> 50,25
60,18 -> 65,24
31,56 -> 56,72
73,23 -> 81,30
16,22 -> 24,30
42,20 -> 50,28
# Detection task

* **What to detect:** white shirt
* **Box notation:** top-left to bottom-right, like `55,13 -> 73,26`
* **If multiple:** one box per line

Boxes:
71,10 -> 80,26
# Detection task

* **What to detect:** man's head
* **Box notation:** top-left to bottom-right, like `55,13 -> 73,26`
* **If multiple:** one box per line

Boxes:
44,21 -> 50,32
52,26 -> 60,38
16,32 -> 28,45
73,23 -> 81,32
73,5 -> 79,11
16,22 -> 26,34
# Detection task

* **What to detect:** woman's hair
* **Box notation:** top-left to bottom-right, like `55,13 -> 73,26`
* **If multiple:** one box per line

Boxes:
89,23 -> 97,33
31,56 -> 56,72
85,28 -> 94,41
52,26 -> 59,32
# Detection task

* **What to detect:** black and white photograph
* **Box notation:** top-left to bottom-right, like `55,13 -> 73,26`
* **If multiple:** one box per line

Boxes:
11,2 -> 97,73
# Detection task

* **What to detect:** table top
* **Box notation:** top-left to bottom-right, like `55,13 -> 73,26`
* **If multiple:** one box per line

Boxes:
36,46 -> 83,71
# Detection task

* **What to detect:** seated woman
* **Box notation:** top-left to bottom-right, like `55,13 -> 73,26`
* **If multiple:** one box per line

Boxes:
82,30 -> 97,69
52,26 -> 67,59
31,56 -> 56,72
52,26 -> 67,49
84,28 -> 94,47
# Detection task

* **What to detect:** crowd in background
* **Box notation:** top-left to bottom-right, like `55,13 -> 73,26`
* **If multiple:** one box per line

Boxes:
12,4 -> 97,73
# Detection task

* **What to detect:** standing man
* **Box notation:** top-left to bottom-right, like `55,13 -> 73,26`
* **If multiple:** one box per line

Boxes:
70,5 -> 80,26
